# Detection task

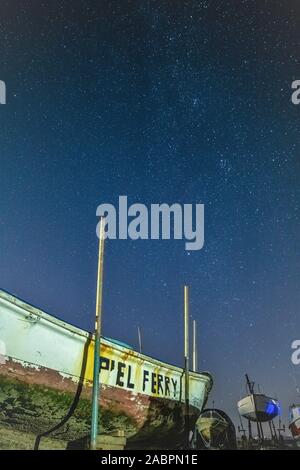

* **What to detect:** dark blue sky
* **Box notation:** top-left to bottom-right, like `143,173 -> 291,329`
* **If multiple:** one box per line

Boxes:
1,1 -> 300,428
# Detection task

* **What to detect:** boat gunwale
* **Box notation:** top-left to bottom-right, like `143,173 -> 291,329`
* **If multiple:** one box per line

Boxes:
238,393 -> 279,404
0,289 -> 213,386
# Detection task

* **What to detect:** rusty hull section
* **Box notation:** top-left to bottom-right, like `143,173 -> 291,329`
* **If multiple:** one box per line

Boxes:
0,357 -> 196,448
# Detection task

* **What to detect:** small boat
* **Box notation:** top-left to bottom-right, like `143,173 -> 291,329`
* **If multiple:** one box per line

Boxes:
238,394 -> 280,422
0,289 -> 212,449
195,408 -> 236,449
289,405 -> 300,440
237,374 -> 279,423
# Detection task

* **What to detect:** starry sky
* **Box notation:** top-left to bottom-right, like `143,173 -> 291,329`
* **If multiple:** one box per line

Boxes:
1,1 -> 300,431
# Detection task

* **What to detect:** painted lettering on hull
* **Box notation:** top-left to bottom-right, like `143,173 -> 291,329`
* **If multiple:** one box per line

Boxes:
100,356 -> 179,399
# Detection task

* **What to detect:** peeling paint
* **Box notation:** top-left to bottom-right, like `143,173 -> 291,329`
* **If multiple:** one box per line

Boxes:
0,340 -> 6,365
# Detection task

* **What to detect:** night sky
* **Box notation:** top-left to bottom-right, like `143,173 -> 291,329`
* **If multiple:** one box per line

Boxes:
1,1 -> 300,430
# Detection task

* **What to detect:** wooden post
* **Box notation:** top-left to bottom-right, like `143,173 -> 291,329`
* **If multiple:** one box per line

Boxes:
90,217 -> 105,450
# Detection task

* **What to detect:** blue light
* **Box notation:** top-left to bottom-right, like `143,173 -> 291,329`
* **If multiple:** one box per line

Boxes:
265,401 -> 279,416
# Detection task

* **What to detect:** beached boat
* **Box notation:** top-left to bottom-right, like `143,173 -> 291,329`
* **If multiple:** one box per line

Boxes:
289,405 -> 300,440
238,394 -> 280,422
0,289 -> 212,449
195,408 -> 236,449
237,374 -> 279,423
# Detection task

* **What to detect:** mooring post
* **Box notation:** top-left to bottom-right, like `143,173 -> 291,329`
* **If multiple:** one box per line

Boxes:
90,216 -> 105,450
184,285 -> 190,448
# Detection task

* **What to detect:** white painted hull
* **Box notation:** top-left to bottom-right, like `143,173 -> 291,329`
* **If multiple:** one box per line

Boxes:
238,394 -> 279,422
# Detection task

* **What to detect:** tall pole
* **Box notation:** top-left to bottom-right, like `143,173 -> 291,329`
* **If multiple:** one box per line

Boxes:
245,374 -> 254,445
90,217 -> 105,450
192,319 -> 197,372
184,285 -> 190,447
137,326 -> 142,354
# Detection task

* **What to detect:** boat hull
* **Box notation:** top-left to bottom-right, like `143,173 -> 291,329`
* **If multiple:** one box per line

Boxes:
237,394 -> 279,422
0,290 -> 212,449
0,357 -> 195,448
289,405 -> 300,440
289,418 -> 300,440
195,409 -> 236,449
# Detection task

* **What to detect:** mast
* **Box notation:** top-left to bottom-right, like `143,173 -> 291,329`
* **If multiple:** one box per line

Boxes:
192,319 -> 197,372
245,374 -> 264,445
184,285 -> 190,447
137,326 -> 143,354
245,374 -> 253,443
245,373 -> 254,394
90,216 -> 106,450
